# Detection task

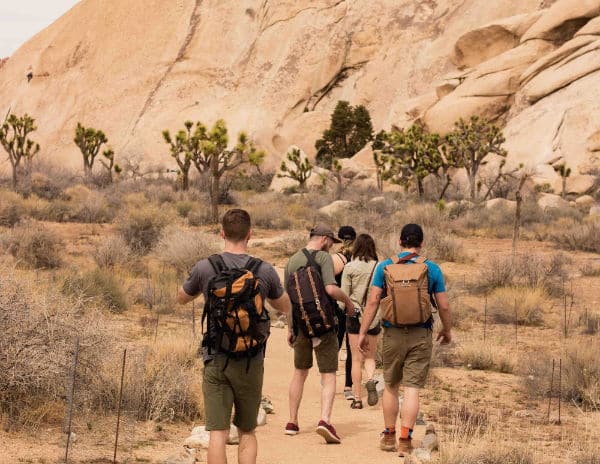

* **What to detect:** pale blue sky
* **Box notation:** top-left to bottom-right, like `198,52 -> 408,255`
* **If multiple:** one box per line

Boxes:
0,0 -> 80,57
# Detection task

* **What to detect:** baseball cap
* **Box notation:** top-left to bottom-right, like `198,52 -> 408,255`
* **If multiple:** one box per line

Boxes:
400,223 -> 424,243
310,224 -> 342,243
338,225 -> 357,241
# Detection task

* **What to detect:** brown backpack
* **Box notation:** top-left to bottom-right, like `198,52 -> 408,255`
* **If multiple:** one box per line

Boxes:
380,253 -> 431,326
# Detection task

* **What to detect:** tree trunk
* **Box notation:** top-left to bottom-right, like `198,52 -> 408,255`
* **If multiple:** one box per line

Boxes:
11,165 -> 18,190
335,171 -> 342,200
210,156 -> 219,223
512,190 -> 522,256
561,177 -> 566,199
469,172 -> 477,200
439,175 -> 451,201
417,177 -> 424,198
181,169 -> 189,191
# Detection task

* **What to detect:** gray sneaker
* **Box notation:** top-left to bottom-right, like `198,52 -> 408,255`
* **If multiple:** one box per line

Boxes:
344,388 -> 354,401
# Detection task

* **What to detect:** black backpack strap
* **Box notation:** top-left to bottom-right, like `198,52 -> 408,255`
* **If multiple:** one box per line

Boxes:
302,248 -> 322,273
208,254 -> 227,274
244,257 -> 263,275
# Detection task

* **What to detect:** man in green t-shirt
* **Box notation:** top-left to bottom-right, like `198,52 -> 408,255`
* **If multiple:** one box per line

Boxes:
284,225 -> 355,444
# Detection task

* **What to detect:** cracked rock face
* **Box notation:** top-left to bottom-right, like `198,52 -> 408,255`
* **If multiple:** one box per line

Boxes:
0,0 -> 599,186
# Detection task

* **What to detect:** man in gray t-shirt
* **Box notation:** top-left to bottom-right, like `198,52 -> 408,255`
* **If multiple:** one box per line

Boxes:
177,209 -> 291,464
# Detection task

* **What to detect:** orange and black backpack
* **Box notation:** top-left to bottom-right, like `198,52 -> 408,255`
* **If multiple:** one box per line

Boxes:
202,255 -> 269,367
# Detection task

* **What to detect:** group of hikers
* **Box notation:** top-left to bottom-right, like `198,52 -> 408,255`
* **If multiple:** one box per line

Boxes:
177,208 -> 452,463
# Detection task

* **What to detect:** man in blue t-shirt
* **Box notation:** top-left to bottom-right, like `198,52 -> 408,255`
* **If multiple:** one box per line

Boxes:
358,224 -> 452,457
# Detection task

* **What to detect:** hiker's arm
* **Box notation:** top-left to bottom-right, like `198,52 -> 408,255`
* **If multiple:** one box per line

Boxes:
267,292 -> 291,317
359,286 -> 382,336
338,268 -> 352,310
332,253 -> 346,276
176,287 -> 196,305
325,285 -> 355,315
435,292 -> 452,344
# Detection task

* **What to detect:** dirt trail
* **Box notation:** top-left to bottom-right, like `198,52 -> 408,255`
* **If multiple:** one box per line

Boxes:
223,327 -> 416,464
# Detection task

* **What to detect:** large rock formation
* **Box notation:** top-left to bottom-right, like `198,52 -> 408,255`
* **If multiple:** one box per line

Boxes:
0,0 -> 598,188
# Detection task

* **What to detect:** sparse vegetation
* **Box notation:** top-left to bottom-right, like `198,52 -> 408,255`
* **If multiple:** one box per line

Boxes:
155,226 -> 221,275
62,268 -> 128,313
116,205 -> 172,254
1,221 -> 62,269
278,147 -> 313,191
92,235 -> 132,268
459,339 -> 514,373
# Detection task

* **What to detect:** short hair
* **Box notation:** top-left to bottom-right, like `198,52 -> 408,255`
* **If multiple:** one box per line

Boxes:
400,223 -> 424,248
222,209 -> 251,242
352,234 -> 378,262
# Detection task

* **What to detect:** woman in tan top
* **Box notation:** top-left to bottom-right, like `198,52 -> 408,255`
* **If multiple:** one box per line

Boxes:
339,234 -> 380,409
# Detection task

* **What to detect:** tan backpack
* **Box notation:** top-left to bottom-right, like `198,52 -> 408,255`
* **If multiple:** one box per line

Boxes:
380,253 -> 431,326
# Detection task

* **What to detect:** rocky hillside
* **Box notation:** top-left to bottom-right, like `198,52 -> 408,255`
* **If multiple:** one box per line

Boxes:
0,0 -> 598,192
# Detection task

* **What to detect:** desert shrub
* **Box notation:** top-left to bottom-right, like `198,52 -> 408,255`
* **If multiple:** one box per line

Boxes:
89,337 -> 201,421
549,218 -> 600,253
175,200 -> 194,218
459,339 -> 514,373
488,287 -> 548,326
144,184 -> 177,204
436,402 -> 490,434
579,310 -> 600,335
1,222 -> 62,269
394,202 -> 449,232
563,341 -> 600,409
0,190 -> 25,227
523,342 -> 600,409
454,204 -> 514,237
264,231 -> 307,259
116,205 -> 172,254
439,442 -> 534,464
426,231 -> 468,263
92,235 -> 132,268
252,204 -> 293,229
62,268 -> 128,313
155,226 -> 221,275
36,198 -> 75,222
188,208 -> 212,227
62,184 -> 113,223
474,253 -> 565,295
0,270 -> 108,428
574,449 -> 600,464
230,171 -> 274,193
580,262 -> 600,277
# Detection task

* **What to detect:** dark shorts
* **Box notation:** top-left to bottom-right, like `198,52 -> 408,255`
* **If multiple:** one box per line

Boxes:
203,355 -> 264,432
293,330 -> 338,373
382,326 -> 433,389
346,316 -> 382,336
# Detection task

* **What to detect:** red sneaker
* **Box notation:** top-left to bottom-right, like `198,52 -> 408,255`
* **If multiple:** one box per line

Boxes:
285,422 -> 299,435
316,420 -> 341,444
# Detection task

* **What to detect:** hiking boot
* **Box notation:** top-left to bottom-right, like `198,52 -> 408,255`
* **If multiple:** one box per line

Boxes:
397,438 -> 413,457
379,430 -> 396,451
285,422 -> 299,435
316,420 -> 341,444
344,388 -> 355,401
365,379 -> 378,406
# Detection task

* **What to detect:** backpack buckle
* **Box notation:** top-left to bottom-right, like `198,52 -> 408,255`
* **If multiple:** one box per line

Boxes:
400,280 -> 411,287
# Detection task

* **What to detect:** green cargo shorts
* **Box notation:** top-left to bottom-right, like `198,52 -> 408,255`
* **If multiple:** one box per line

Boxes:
382,326 -> 433,389
293,330 -> 338,373
203,354 -> 264,432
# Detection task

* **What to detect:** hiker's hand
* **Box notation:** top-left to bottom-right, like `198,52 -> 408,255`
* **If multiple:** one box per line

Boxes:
287,331 -> 295,347
358,333 -> 368,353
436,329 -> 451,345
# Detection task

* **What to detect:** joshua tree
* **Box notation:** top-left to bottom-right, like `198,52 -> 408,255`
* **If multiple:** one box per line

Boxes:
98,148 -> 121,184
554,163 -> 571,199
0,113 -> 40,189
277,148 -> 313,191
444,116 -> 507,200
376,123 -> 442,198
74,123 -> 113,179
162,121 -> 201,190
184,119 -> 264,222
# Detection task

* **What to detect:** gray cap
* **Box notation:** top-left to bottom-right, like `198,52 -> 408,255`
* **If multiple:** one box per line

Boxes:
310,224 -> 342,243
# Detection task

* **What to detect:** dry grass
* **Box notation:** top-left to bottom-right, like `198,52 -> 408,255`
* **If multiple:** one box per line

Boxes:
62,268 -> 128,313
92,235 -> 132,268
116,205 -> 173,254
0,190 -> 25,227
458,339 -> 514,373
488,287 -> 548,326
549,217 -> 600,253
580,262 -> 600,277
579,310 -> 600,335
1,221 -> 62,269
438,438 -> 534,464
425,231 -> 468,263
155,226 -> 221,275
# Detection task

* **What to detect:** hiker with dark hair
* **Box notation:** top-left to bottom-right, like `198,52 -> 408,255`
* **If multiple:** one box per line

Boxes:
284,224 -> 355,444
358,224 -> 452,457
331,225 -> 357,400
339,233 -> 381,410
177,208 -> 291,464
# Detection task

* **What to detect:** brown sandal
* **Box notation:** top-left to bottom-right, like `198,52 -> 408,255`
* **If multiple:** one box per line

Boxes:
350,399 -> 363,409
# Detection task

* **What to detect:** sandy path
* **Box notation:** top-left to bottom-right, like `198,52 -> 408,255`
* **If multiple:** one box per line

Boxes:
222,327 -> 407,464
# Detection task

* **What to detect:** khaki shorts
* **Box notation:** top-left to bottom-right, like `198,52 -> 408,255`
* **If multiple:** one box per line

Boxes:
203,354 -> 264,432
293,330 -> 338,373
382,326 -> 433,389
